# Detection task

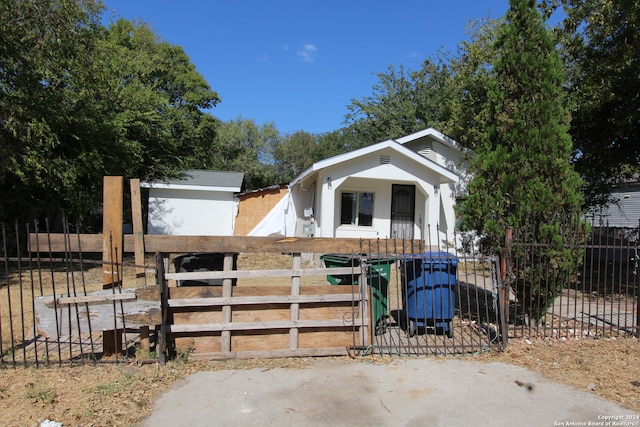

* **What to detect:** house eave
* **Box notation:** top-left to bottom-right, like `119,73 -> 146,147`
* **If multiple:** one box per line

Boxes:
141,183 -> 242,193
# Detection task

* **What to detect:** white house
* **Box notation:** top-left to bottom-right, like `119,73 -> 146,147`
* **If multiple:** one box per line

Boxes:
141,170 -> 244,236
587,181 -> 640,228
251,128 -> 464,246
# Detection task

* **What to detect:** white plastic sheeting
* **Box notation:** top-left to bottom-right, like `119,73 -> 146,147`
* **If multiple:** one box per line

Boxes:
248,191 -> 297,237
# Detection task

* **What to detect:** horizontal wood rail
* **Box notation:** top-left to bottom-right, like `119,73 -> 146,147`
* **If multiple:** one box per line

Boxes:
165,266 -> 361,282
168,318 -> 367,333
30,233 -> 426,254
168,293 -> 362,308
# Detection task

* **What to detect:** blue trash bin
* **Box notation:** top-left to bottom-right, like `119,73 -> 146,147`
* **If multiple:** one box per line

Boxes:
400,251 -> 457,337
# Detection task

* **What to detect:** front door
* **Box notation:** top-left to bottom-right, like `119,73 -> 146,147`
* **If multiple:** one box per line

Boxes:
390,184 -> 415,239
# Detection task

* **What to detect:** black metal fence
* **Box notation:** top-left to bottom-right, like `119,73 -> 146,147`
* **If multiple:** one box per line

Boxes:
507,221 -> 639,340
0,220 -> 157,367
1,217 -> 638,366
357,238 -> 501,356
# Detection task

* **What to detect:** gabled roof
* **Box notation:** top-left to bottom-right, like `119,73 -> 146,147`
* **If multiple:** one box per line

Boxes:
394,127 -> 461,151
290,138 -> 458,187
141,170 -> 244,192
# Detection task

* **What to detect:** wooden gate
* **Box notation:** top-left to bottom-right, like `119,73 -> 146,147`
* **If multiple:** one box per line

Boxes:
160,250 -> 369,360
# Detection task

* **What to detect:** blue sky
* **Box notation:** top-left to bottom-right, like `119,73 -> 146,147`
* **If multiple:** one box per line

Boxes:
102,1 -> 511,135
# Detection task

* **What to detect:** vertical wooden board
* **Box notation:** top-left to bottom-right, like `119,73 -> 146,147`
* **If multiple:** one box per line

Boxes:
231,331 -> 289,351
171,309 -> 223,325
232,306 -> 291,322
178,335 -> 222,354
103,176 -> 124,285
102,176 -> 123,356
129,178 -> 146,284
298,329 -> 360,348
298,304 -> 360,321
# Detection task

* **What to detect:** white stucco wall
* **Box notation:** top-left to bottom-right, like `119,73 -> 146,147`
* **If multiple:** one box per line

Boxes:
289,132 -> 462,247
147,188 -> 236,236
312,147 -> 447,242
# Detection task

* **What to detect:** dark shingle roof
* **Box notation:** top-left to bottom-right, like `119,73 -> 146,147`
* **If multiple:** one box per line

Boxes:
171,170 -> 244,188
142,170 -> 244,191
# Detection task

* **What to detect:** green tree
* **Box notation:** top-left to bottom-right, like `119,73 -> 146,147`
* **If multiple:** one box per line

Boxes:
98,19 -> 220,180
442,18 -> 501,151
458,0 -> 583,323
543,0 -> 640,206
272,131 -> 317,183
344,58 -> 453,146
212,118 -> 279,190
0,0 -> 105,225
0,2 -> 220,227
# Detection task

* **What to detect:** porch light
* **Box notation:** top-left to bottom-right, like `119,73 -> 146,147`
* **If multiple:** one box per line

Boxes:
434,185 -> 439,196
327,177 -> 332,189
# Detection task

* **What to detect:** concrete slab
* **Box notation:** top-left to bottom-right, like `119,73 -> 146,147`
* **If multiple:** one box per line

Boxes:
140,358 -> 639,427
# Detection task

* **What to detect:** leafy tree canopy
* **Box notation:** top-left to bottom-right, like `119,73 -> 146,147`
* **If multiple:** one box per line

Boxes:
0,1 -> 220,228
211,117 -> 279,190
344,58 -> 453,146
543,0 -> 640,206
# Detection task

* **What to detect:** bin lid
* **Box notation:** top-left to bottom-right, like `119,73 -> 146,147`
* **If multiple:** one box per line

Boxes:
320,254 -> 361,264
397,251 -> 457,266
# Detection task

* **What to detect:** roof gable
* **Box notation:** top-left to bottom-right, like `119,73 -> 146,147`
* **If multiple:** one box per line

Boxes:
394,127 -> 461,151
290,139 -> 458,187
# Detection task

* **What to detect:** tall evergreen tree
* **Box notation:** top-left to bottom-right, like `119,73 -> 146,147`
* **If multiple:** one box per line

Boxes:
458,0 -> 583,322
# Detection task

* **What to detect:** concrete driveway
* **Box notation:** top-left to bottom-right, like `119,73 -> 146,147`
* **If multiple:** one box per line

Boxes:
140,358 -> 638,427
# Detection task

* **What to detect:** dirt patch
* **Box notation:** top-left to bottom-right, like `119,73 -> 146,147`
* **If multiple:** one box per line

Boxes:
1,338 -> 639,426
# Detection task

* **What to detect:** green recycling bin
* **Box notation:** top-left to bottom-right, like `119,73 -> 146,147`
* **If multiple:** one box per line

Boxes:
320,254 -> 361,286
365,257 -> 396,335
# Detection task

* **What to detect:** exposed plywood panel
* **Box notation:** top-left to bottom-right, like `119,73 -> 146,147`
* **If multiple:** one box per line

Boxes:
234,186 -> 288,236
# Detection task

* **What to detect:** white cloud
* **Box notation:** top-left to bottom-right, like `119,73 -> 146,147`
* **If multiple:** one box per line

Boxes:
258,54 -> 269,62
296,44 -> 317,62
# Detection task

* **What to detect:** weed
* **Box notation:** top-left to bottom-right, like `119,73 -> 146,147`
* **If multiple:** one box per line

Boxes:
25,383 -> 56,405
93,373 -> 135,396
176,346 -> 193,363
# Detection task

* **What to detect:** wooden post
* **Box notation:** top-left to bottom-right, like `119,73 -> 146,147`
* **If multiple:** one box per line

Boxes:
289,253 -> 301,350
498,227 -> 512,348
360,261 -> 370,347
102,176 -> 124,357
130,178 -> 150,352
157,252 -> 168,365
221,253 -> 234,353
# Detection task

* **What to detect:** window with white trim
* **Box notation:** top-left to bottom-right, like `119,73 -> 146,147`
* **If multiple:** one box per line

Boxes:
340,192 -> 374,226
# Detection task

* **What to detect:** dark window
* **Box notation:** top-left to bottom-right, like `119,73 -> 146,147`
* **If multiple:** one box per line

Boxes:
340,192 -> 374,226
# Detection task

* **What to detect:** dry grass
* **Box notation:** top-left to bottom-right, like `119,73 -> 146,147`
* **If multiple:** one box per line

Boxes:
0,338 -> 638,426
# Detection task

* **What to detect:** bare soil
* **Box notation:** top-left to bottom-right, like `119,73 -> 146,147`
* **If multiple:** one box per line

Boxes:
0,337 -> 638,427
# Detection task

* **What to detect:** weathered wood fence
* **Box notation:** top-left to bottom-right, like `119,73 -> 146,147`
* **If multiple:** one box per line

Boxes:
27,234 -> 417,362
